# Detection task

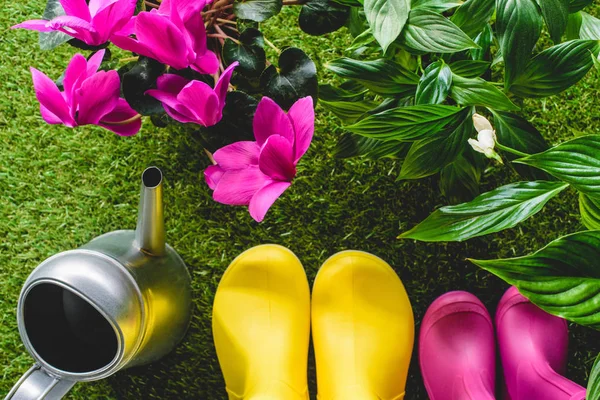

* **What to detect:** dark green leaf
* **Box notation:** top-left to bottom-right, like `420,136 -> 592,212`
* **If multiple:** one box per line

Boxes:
588,353 -> 600,399
450,60 -> 490,78
319,82 -> 368,102
450,75 -> 519,111
490,110 -> 551,180
580,12 -> 600,40
509,40 -> 600,98
347,105 -> 465,141
566,12 -> 583,40
399,107 -> 473,179
536,0 -> 569,42
412,0 -> 462,11
260,47 -> 318,110
320,99 -> 378,123
334,133 -> 411,158
363,0 -> 410,52
469,230 -> 600,328
122,57 -> 166,116
299,0 -> 350,35
516,135 -> 600,198
332,0 -> 361,6
399,181 -> 569,241
39,0 -> 71,50
347,7 -> 369,37
440,154 -> 483,204
451,0 -> 495,38
222,28 -> 266,78
347,28 -> 377,52
580,193 -> 600,230
471,24 -> 493,61
415,61 -> 452,105
326,58 -> 419,96
234,0 -> 282,22
400,9 -> 479,53
496,0 -> 543,87
569,0 -> 593,13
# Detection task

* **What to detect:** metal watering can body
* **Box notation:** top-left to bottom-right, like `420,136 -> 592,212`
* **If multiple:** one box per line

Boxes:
6,167 -> 192,400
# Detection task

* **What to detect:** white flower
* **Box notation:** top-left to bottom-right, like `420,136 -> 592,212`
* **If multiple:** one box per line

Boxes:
468,113 -> 502,162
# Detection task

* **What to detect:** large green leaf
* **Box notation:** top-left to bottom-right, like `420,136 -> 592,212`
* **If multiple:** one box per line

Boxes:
580,193 -> 600,230
364,0 -> 410,52
222,28 -> 266,77
451,0 -> 495,38
299,0 -> 350,36
440,154 -> 483,204
509,40 -> 600,98
588,353 -> 600,399
399,181 -> 569,241
334,133 -> 411,158
580,12 -> 600,40
469,230 -> 600,329
320,99 -> 378,123
515,135 -> 600,199
399,108 -> 473,179
490,110 -> 551,180
122,57 -> 167,116
346,105 -> 465,141
400,9 -> 478,54
326,58 -> 419,96
319,82 -> 368,102
234,0 -> 282,22
451,75 -> 519,111
415,61 -> 452,105
39,0 -> 71,50
449,60 -> 491,78
496,0 -> 543,87
412,0 -> 462,12
536,0 -> 569,42
471,24 -> 493,61
569,0 -> 593,13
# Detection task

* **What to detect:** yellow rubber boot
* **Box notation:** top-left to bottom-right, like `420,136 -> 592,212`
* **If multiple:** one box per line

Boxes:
212,245 -> 310,400
312,251 -> 414,400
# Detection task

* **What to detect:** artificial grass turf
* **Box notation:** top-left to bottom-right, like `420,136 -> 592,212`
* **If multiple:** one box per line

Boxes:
2,1 -> 600,399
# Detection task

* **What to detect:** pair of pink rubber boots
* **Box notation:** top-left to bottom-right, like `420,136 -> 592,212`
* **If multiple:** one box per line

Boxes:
419,286 -> 587,400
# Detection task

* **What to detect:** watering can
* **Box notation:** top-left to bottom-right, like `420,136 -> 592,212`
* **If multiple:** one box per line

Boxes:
5,167 -> 192,400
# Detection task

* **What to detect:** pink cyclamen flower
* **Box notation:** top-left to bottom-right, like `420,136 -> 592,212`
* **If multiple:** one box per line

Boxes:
31,49 -> 141,136
12,0 -> 136,46
146,62 -> 238,127
204,96 -> 315,222
111,0 -> 218,74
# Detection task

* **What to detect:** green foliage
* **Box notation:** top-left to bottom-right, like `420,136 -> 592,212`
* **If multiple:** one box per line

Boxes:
122,57 -> 166,116
588,353 -> 600,400
299,0 -> 350,36
222,28 -> 266,77
449,60 -> 490,78
580,194 -> 600,230
234,0 -> 282,22
39,0 -> 71,50
363,0 -> 409,52
439,154 -> 483,203
450,0 -> 495,38
415,61 -> 452,105
536,0 -> 569,42
450,75 -> 519,111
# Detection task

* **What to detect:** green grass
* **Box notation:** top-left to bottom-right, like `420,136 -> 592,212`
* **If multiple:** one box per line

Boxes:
2,2 -> 600,398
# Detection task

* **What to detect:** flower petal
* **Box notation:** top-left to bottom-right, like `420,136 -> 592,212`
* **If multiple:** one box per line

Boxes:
88,0 -> 120,16
76,70 -> 120,125
110,35 -> 153,59
145,88 -> 198,124
30,67 -> 75,127
253,97 -> 294,146
249,181 -> 291,222
60,0 -> 91,20
177,80 -> 220,126
156,73 -> 190,93
212,167 -> 270,206
214,61 -> 238,109
213,141 -> 260,169
48,15 -> 95,32
134,12 -> 188,69
473,113 -> 493,133
204,165 -> 225,190
468,138 -> 485,154
86,48 -> 106,75
91,0 -> 137,42
98,98 -> 141,136
191,50 -> 219,75
287,96 -> 314,163
12,20 -> 55,32
63,53 -> 88,110
40,104 -> 66,125
259,135 -> 296,181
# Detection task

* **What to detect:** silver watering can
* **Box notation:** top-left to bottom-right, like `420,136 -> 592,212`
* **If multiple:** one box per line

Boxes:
5,167 -> 191,400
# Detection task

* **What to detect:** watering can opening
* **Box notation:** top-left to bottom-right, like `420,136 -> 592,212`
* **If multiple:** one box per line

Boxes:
22,283 -> 119,374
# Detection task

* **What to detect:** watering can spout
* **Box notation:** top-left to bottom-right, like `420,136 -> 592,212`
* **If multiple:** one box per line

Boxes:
135,166 -> 165,256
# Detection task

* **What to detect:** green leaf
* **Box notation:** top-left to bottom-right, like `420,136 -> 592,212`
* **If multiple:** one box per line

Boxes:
496,0 -> 543,87
566,12 -> 583,40
588,353 -> 600,399
536,0 -> 569,42
451,0 -> 495,38
469,230 -> 600,329
346,105 -> 465,141
347,28 -> 376,52
471,24 -> 494,60
569,0 -> 593,13
400,9 -> 479,53
299,0 -> 350,36
509,40 -> 600,98
320,99 -> 378,123
363,0 -> 410,52
449,60 -> 491,78
334,133 -> 411,159
260,47 -> 318,110
412,0 -> 462,12
580,193 -> 600,230
222,28 -> 266,78
515,135 -> 600,198
580,12 -> 600,40
415,61 -> 452,105
39,0 -> 71,50
450,75 -> 519,111
399,181 -> 569,242
399,108 -> 473,179
234,0 -> 282,22
319,82 -> 368,102
440,154 -> 483,204
326,58 -> 419,96
490,110 -> 551,180
122,57 -> 167,116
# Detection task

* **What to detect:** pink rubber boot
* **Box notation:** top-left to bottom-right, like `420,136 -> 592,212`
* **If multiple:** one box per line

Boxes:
496,286 -> 587,400
419,291 -> 496,400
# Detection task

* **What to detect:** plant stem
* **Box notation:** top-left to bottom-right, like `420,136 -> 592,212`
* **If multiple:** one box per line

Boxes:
496,142 -> 530,158
203,4 -> 233,15
102,114 -> 143,126
204,149 -> 218,165
208,33 -> 239,44
264,37 -> 281,54
144,0 -> 160,8
216,18 -> 237,25
119,56 -> 139,63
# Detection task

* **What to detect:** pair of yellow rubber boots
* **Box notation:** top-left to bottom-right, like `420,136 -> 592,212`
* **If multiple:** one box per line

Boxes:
212,245 -> 414,400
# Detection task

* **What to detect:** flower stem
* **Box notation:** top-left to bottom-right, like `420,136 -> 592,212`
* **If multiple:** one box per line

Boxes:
216,17 -> 237,25
119,56 -> 139,63
264,37 -> 281,54
496,142 -> 530,158
204,149 -> 218,165
203,4 -> 233,15
102,114 -> 143,126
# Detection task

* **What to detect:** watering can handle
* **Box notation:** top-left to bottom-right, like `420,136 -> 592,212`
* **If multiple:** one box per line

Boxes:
5,364 -> 76,400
